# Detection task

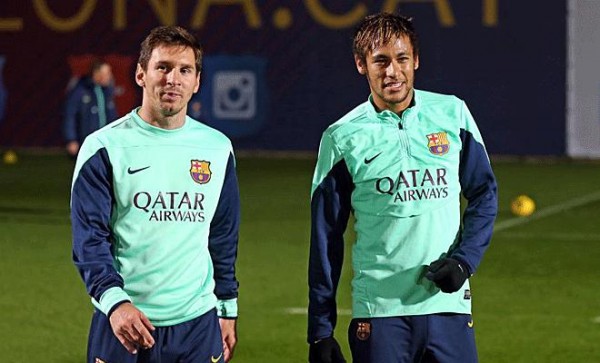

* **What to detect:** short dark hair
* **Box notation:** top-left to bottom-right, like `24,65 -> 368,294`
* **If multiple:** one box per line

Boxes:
353,13 -> 419,61
88,58 -> 108,76
138,26 -> 203,73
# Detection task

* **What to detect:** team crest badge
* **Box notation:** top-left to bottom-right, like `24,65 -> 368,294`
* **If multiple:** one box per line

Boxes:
190,160 -> 212,184
356,322 -> 371,341
427,132 -> 450,155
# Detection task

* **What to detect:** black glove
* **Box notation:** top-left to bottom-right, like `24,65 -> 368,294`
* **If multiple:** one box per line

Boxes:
309,336 -> 346,363
425,258 -> 470,293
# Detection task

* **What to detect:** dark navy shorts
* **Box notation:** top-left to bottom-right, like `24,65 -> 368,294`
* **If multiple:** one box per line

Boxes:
88,308 -> 223,363
348,314 -> 478,363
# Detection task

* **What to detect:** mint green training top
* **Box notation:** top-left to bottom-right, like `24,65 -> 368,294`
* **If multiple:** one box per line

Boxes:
71,109 -> 240,326
308,90 -> 497,342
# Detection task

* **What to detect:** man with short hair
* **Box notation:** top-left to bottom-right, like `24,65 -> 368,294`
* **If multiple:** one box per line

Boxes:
63,59 -> 118,157
71,26 -> 239,363
308,13 -> 497,363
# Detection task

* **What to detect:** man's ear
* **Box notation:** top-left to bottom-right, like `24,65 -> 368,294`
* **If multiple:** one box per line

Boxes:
135,64 -> 145,87
355,54 -> 367,75
193,72 -> 200,93
414,55 -> 419,71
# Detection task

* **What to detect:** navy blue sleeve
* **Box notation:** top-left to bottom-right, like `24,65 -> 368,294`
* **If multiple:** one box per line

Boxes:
105,85 -> 119,122
452,129 -> 498,274
208,152 -> 240,300
308,160 -> 353,343
63,86 -> 81,142
71,148 -> 124,301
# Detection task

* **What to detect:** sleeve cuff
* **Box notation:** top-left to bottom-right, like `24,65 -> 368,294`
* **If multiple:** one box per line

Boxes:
93,287 -> 131,316
451,255 -> 473,276
216,298 -> 238,318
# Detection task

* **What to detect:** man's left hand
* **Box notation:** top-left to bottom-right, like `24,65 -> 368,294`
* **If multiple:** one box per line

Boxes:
425,258 -> 469,293
219,318 -> 237,362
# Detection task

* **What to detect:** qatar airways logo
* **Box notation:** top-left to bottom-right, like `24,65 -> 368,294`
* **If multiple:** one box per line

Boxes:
375,168 -> 449,203
133,191 -> 206,222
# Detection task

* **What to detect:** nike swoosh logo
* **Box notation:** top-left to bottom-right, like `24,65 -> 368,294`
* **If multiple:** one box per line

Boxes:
211,353 -> 223,362
127,166 -> 150,174
364,152 -> 382,164
467,320 -> 474,328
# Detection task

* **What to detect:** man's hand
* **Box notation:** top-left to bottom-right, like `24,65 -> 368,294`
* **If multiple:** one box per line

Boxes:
309,336 -> 346,363
108,302 -> 155,354
66,141 -> 80,156
219,318 -> 237,362
425,257 -> 470,293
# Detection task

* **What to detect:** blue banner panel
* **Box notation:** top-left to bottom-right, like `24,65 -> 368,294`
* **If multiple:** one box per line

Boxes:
189,55 -> 269,138
0,1 -> 566,155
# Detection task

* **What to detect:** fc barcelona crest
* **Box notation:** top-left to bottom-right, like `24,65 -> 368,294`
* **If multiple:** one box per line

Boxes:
426,132 -> 450,155
190,160 -> 212,184
356,322 -> 371,341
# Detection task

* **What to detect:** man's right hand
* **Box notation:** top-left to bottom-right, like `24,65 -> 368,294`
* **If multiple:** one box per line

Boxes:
66,141 -> 80,156
309,336 -> 346,363
108,302 -> 156,354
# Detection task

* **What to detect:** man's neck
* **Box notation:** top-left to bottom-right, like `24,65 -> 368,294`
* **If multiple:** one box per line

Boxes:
137,106 -> 186,130
371,96 -> 415,116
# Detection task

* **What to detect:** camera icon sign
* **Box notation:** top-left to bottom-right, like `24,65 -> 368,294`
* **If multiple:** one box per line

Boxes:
213,70 -> 257,120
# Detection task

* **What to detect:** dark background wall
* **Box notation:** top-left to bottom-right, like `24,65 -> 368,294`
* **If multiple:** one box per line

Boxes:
0,1 -> 566,155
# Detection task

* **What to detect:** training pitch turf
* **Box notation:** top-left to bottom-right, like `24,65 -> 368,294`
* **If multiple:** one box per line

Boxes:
1,152 -> 599,362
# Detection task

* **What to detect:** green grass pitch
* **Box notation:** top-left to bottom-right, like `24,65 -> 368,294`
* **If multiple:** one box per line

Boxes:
1,152 -> 600,362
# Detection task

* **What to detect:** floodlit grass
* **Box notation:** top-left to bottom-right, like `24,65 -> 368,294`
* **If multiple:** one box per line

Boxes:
1,152 -> 599,362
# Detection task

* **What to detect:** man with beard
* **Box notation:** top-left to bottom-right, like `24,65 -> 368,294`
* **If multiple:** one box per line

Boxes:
71,26 -> 239,363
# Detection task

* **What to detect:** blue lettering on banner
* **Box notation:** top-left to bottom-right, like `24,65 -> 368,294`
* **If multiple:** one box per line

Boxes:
188,55 -> 268,138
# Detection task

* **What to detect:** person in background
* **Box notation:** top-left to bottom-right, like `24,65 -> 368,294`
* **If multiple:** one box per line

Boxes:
308,13 -> 497,363
63,58 -> 117,157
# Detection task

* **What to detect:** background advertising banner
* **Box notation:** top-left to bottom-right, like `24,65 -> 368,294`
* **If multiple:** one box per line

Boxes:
189,55 -> 269,138
0,1 -> 566,155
